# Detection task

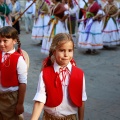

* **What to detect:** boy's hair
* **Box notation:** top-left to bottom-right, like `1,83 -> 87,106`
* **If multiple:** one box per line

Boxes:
41,33 -> 76,70
0,26 -> 21,52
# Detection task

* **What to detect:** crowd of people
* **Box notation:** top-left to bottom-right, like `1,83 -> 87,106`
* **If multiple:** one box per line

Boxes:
0,0 -> 120,54
0,0 -> 120,120
30,0 -> 120,55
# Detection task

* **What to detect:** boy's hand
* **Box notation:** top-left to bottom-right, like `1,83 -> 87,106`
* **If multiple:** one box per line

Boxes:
15,103 -> 24,115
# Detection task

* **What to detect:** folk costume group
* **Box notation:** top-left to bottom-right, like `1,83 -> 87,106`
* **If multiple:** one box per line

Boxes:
32,0 -> 79,55
31,0 -> 120,55
78,0 -> 120,54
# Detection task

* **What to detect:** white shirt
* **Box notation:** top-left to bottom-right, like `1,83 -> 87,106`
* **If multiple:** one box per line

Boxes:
33,62 -> 87,117
25,0 -> 35,15
0,48 -> 27,92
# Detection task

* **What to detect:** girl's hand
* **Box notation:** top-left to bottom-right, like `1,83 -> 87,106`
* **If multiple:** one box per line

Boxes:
11,14 -> 14,17
77,19 -> 84,22
4,14 -> 6,17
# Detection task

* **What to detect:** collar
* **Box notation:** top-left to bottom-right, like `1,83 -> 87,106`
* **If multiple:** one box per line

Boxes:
53,61 -> 72,73
2,48 -> 15,56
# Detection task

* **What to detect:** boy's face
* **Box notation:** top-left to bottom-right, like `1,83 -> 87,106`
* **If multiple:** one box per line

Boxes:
53,41 -> 74,67
0,37 -> 17,52
0,0 -> 4,3
107,0 -> 113,3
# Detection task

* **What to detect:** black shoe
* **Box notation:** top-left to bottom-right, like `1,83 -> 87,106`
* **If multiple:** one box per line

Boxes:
91,49 -> 97,54
40,41 -> 42,45
85,49 -> 91,54
103,45 -> 109,49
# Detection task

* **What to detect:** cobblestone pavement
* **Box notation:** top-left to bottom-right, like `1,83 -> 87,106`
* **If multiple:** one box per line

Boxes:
19,29 -> 120,120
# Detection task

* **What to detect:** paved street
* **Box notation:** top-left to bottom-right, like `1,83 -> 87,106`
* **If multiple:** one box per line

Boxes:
19,28 -> 120,120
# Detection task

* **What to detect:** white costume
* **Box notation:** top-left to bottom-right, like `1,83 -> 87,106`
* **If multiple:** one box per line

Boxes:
41,2 -> 69,55
31,0 -> 50,44
78,2 -> 104,50
102,1 -> 120,46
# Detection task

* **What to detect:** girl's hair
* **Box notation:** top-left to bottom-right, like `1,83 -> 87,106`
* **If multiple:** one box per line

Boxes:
49,33 -> 74,56
0,26 -> 21,53
41,33 -> 76,70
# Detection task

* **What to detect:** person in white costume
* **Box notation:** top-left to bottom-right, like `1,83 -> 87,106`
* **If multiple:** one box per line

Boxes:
102,0 -> 120,47
41,0 -> 69,55
31,0 -> 50,44
78,0 -> 104,54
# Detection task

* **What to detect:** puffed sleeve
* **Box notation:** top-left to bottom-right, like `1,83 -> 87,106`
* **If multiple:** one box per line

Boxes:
33,71 -> 46,104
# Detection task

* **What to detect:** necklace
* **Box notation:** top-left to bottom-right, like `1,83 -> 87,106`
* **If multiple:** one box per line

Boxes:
2,53 -> 11,67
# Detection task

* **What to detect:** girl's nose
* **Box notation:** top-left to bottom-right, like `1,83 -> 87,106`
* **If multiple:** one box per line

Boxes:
64,51 -> 68,56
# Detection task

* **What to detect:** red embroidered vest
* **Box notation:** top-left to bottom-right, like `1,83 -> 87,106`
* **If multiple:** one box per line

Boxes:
43,65 -> 84,107
0,51 -> 20,87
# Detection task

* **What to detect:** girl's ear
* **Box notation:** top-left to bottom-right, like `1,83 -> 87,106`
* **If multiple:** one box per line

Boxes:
13,39 -> 17,45
53,50 -> 56,56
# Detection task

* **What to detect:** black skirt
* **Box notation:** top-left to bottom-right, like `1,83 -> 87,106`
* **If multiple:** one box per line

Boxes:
12,17 -> 20,34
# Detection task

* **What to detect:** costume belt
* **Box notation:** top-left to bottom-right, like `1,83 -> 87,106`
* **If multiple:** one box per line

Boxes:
26,12 -> 32,14
0,90 -> 18,96
43,111 -> 77,120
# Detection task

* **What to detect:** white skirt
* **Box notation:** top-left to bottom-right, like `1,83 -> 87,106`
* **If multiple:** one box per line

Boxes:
41,20 -> 69,55
102,18 -> 120,46
78,18 -> 103,49
32,14 -> 50,44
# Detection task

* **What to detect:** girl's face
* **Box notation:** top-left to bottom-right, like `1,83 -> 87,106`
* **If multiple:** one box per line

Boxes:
53,41 -> 73,67
0,37 -> 17,52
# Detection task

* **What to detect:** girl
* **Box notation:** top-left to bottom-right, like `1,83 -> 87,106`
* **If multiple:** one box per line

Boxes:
102,0 -> 120,47
41,0 -> 69,55
78,0 -> 104,54
31,0 -> 50,44
31,33 -> 87,120
0,26 -> 27,119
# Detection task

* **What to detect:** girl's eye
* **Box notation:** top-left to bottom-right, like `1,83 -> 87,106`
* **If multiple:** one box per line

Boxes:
3,40 -> 7,43
59,49 -> 64,52
69,49 -> 73,52
0,40 -> 7,43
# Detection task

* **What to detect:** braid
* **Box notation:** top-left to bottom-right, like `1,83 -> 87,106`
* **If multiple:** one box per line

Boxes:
17,37 -> 21,49
17,36 -> 22,54
41,50 -> 53,71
